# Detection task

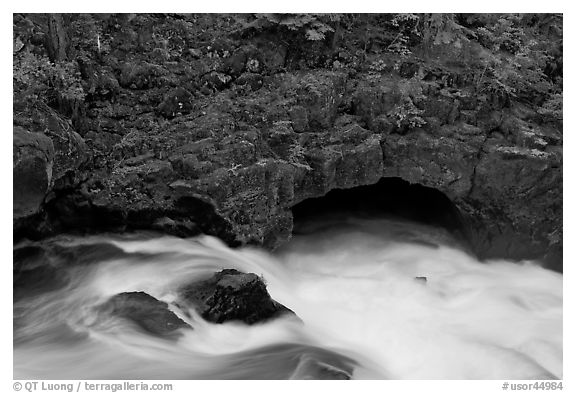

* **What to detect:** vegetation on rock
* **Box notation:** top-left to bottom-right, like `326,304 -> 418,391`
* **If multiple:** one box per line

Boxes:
13,13 -> 562,127
13,13 -> 563,269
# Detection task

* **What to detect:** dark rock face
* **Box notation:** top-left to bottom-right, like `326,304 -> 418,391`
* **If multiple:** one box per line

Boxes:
178,269 -> 293,324
380,115 -> 562,270
14,106 -> 90,239
14,107 -> 89,188
15,72 -> 562,269
464,140 -> 562,267
12,16 -> 562,271
13,126 -> 55,219
101,292 -> 191,338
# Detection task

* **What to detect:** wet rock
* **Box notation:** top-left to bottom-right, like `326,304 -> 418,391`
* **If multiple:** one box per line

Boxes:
101,292 -> 191,338
178,269 -> 294,324
13,127 -> 55,219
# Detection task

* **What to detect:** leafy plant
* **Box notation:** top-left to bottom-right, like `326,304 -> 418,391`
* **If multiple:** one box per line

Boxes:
13,50 -> 85,106
537,93 -> 562,121
386,13 -> 420,55
477,33 -> 554,104
476,15 -> 525,54
418,13 -> 472,59
238,14 -> 340,41
391,98 -> 427,131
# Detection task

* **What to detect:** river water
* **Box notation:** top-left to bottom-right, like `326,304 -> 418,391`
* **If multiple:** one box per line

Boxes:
13,217 -> 562,379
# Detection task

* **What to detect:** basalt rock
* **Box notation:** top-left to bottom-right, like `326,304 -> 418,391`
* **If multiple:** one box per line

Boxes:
381,115 -> 562,270
178,269 -> 293,324
14,107 -> 89,188
13,126 -> 55,220
13,42 -> 562,272
13,104 -> 89,238
101,291 -> 191,338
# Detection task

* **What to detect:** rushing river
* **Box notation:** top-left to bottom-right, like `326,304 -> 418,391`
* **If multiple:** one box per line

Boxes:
13,217 -> 562,379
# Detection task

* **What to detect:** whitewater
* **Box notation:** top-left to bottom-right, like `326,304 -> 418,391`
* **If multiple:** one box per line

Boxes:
13,216 -> 562,379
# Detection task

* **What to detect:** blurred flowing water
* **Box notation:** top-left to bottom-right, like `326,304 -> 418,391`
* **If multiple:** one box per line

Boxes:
13,217 -> 562,379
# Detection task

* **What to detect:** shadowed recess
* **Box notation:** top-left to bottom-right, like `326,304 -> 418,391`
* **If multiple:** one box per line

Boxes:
292,177 -> 467,244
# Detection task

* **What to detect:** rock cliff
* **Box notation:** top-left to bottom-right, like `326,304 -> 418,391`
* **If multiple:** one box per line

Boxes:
13,14 -> 563,270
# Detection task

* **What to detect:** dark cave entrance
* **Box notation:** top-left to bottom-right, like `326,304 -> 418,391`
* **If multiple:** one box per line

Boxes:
291,177 -> 468,244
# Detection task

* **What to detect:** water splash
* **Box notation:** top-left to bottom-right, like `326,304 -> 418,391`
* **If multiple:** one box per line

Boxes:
13,218 -> 562,379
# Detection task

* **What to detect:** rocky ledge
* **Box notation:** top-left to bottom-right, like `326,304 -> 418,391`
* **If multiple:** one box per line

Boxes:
13,15 -> 562,271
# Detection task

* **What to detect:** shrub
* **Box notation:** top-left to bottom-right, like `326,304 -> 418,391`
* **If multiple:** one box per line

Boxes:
391,98 -> 427,131
237,13 -> 340,42
537,93 -> 562,121
13,50 -> 85,107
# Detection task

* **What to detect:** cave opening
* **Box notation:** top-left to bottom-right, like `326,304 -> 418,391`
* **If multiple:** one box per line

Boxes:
291,177 -> 468,245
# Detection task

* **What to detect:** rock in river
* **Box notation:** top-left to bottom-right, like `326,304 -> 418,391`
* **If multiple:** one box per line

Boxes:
178,269 -> 294,324
100,291 -> 191,338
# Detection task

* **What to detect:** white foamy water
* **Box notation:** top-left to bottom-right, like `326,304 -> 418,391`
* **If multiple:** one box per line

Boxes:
13,218 -> 562,379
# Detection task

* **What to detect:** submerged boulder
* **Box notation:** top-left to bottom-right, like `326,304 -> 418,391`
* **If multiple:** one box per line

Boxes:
178,269 -> 293,324
101,291 -> 191,338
